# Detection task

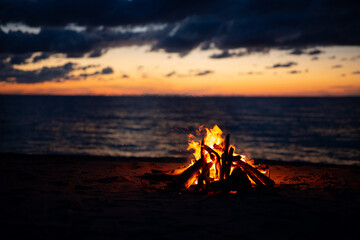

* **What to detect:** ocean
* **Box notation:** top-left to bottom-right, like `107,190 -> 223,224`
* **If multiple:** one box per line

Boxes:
0,95 -> 359,165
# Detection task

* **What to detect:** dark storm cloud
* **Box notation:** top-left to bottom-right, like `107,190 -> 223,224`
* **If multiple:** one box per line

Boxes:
0,0 -> 360,57
0,27 -> 147,57
0,0 -> 213,27
196,70 -> 213,76
151,17 -> 222,55
268,61 -> 297,68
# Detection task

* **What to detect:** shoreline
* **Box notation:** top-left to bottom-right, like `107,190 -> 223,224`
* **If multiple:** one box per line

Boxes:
1,153 -> 360,239
1,152 -> 359,168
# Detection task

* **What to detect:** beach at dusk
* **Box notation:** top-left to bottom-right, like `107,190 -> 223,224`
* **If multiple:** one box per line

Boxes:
1,1 -> 360,239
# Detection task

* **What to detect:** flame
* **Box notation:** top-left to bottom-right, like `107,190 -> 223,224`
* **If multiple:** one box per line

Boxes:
187,125 -> 253,181
181,125 -> 274,191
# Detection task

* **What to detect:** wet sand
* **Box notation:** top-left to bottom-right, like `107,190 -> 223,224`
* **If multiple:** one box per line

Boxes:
1,153 -> 359,240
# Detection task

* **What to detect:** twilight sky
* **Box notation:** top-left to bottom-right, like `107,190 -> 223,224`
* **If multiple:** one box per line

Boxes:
0,0 -> 360,96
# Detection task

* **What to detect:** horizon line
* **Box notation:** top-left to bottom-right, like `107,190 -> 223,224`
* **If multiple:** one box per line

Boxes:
1,93 -> 359,98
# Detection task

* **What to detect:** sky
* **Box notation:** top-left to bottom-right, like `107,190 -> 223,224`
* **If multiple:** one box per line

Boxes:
0,0 -> 359,96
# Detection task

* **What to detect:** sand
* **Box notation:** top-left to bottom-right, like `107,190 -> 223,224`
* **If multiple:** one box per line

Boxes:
1,153 -> 360,240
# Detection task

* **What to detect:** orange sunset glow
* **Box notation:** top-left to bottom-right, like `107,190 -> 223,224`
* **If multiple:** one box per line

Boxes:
1,45 -> 359,96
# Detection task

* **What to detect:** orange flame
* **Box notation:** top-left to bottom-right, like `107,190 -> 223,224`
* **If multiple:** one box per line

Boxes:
187,125 -> 251,181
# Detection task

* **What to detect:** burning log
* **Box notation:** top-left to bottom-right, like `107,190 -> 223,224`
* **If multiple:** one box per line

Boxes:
167,157 -> 204,190
221,134 -> 230,180
168,140 -> 206,190
234,157 -> 275,187
198,162 -> 214,188
225,147 -> 234,179
203,145 -> 221,162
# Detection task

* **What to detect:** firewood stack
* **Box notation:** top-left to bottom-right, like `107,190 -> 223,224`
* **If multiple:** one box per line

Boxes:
140,125 -> 275,194
167,133 -> 274,193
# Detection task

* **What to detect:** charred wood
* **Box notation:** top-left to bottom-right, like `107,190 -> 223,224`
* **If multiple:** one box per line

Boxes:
229,166 -> 252,191
235,159 -> 275,187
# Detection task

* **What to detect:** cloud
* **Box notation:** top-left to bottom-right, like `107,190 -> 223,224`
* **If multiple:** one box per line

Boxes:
0,27 -> 147,58
311,56 -> 319,61
0,59 -> 112,83
0,0 -> 213,27
331,65 -> 342,69
79,67 -> 113,78
352,71 -> 360,75
101,67 -> 114,74
9,53 -> 32,65
0,62 -> 77,83
239,71 -> 263,75
0,0 -> 359,58
209,50 -> 235,59
288,70 -> 301,74
308,49 -> 323,55
88,49 -> 108,58
350,55 -> 360,61
79,65 -> 99,70
121,74 -> 129,78
209,49 -> 265,59
165,71 -> 176,77
289,48 -> 324,56
196,70 -> 213,76
289,49 -> 306,55
268,61 -> 297,68
32,52 -> 52,63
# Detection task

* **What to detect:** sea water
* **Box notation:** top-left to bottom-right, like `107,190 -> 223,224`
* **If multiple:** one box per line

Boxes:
1,95 -> 359,165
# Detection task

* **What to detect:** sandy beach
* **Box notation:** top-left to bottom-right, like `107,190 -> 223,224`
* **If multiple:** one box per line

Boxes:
1,153 -> 360,240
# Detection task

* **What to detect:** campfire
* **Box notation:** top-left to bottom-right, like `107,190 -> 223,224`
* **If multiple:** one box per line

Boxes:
143,125 -> 275,194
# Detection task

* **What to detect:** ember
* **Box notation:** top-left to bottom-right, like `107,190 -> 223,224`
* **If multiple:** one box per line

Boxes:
142,125 -> 275,194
